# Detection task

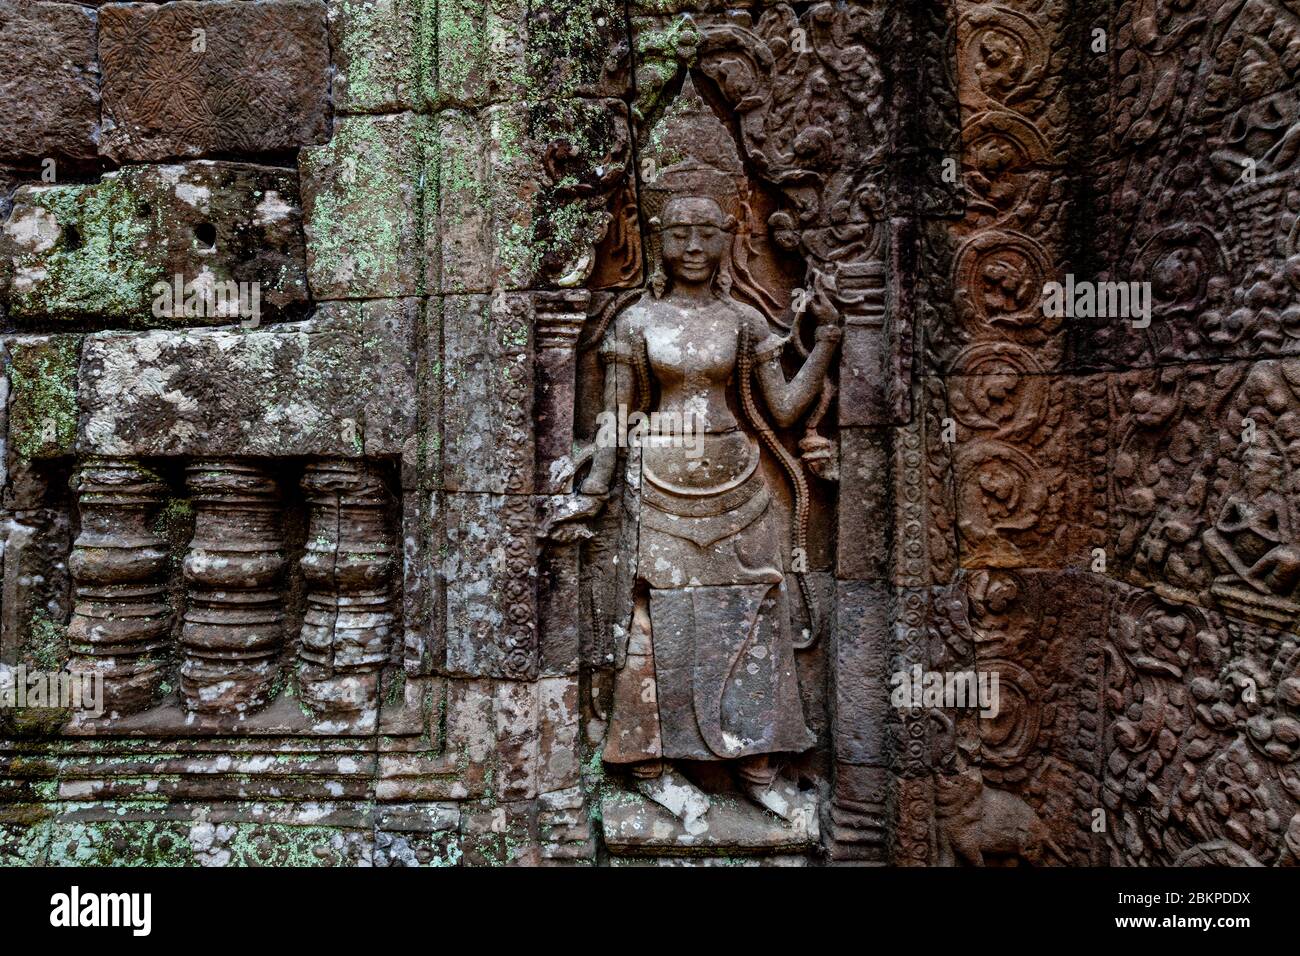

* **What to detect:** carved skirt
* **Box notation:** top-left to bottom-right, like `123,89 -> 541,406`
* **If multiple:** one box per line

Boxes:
603,450 -> 816,764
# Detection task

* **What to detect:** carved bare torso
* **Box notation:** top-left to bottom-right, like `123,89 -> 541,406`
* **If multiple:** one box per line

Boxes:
623,294 -> 774,492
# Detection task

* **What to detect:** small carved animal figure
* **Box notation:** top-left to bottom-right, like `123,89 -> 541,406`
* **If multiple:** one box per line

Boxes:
935,769 -> 1067,866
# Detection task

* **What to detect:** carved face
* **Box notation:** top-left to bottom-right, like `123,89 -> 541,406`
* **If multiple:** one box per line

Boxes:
660,197 -> 731,285
1239,50 -> 1277,101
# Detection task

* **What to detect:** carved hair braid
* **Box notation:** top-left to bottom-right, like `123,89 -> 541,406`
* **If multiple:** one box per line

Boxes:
737,321 -> 820,648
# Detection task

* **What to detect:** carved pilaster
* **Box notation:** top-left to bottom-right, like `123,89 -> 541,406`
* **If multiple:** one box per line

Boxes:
180,459 -> 285,715
298,459 -> 396,717
66,457 -> 171,716
535,290 -> 588,674
534,290 -> 588,495
837,254 -> 891,428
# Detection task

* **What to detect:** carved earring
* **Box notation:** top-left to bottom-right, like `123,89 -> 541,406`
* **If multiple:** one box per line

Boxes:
651,267 -> 666,299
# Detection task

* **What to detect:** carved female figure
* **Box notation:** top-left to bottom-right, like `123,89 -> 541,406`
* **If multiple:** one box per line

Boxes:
560,155 -> 841,830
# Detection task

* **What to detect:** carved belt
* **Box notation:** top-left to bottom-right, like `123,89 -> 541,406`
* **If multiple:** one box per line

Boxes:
641,469 -> 771,548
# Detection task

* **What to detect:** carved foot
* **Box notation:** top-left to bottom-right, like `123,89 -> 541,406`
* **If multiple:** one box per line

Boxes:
741,777 -> 819,838
634,766 -> 711,835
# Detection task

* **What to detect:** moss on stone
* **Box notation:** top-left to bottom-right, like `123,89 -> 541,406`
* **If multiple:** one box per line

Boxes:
8,177 -> 155,320
24,609 -> 68,672
6,334 -> 79,459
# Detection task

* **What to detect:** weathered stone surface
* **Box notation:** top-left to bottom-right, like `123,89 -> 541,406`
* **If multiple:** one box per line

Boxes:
1,334 -> 79,461
329,0 -> 432,114
837,428 -> 889,580
0,506 -> 71,669
300,113 -> 432,299
526,0 -> 630,100
98,0 -> 331,161
0,1 -> 99,163
434,0 -> 527,108
832,580 -> 891,766
493,680 -> 539,800
442,493 -> 538,680
433,99 -> 634,292
440,293 -> 534,493
78,300 -> 416,457
1,161 -> 308,326
601,789 -> 818,854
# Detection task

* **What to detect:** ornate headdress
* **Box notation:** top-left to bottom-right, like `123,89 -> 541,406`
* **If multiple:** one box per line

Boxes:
643,76 -> 747,223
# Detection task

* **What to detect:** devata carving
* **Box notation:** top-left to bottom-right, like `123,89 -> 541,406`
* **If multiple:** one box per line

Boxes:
550,80 -> 839,834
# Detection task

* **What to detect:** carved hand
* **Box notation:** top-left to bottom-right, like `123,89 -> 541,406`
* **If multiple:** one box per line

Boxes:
808,268 -> 842,328
541,492 -> 606,543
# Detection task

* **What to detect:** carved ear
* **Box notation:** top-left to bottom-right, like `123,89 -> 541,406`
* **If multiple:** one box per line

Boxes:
722,214 -> 738,232
648,216 -> 661,229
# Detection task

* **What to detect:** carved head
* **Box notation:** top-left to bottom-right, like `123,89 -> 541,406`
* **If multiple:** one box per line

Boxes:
1242,440 -> 1286,495
657,196 -> 736,287
1238,38 -> 1282,100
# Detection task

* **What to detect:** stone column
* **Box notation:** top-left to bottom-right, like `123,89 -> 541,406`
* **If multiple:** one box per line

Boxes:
535,290 -> 588,675
180,459 -> 285,715
66,457 -> 171,716
836,255 -> 891,427
533,290 -> 588,494
298,458 -> 396,717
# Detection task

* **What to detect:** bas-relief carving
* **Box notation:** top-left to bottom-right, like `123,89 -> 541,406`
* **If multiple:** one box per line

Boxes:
552,76 -> 842,845
6,0 -> 1300,868
1090,0 -> 1300,369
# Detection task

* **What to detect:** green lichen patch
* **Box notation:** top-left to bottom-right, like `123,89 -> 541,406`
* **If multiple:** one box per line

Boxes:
24,609 -> 68,672
3,333 -> 79,460
434,0 -> 527,107
300,114 -> 436,298
330,0 -> 427,113
4,178 -> 155,321
526,0 -> 627,99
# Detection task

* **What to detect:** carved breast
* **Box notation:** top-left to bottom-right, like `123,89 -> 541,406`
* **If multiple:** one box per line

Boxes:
639,300 -> 740,393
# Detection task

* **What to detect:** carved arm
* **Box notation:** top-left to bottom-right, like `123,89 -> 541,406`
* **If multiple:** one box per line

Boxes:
754,325 -> 842,428
580,355 -> 636,496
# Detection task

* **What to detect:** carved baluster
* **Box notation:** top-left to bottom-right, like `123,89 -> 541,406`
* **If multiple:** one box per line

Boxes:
66,457 -> 171,716
298,459 -> 395,717
180,459 -> 285,715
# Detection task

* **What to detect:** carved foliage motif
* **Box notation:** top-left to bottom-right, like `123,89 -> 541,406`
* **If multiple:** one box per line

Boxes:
1090,0 -> 1300,368
928,0 -> 1070,374
98,0 -> 331,161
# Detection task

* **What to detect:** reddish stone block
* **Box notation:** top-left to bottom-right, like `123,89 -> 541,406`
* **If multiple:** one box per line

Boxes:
98,0 -> 330,161
0,1 -> 99,163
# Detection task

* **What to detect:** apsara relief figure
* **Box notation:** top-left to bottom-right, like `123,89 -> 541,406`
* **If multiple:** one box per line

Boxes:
553,81 -> 841,833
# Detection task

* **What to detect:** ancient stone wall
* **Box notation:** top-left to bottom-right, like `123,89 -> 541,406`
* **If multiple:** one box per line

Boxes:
0,0 -> 1298,867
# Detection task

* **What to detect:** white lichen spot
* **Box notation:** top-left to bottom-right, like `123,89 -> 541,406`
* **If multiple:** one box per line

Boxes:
4,205 -> 60,253
174,182 -> 211,210
253,190 -> 293,225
